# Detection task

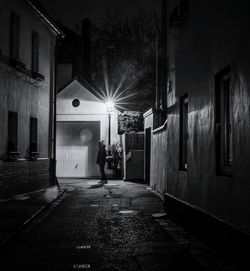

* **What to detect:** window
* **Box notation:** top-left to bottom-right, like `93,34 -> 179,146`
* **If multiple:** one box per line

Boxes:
8,112 -> 18,152
9,11 -> 20,59
30,117 -> 38,152
179,95 -> 188,171
31,31 -> 39,72
72,99 -> 80,107
215,67 -> 233,176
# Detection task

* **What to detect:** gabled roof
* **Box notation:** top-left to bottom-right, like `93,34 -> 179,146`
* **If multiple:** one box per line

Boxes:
57,75 -> 105,102
25,0 -> 65,38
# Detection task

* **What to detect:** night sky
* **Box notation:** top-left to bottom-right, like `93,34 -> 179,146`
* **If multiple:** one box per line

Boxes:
40,0 -> 161,30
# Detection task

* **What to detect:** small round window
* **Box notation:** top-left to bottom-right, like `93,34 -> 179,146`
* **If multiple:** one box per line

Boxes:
72,99 -> 80,107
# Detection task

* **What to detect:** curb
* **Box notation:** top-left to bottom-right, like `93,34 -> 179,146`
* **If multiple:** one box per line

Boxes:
0,188 -> 67,249
146,186 -> 164,201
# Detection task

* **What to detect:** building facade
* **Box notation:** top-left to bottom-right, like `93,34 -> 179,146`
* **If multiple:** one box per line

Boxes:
56,77 -> 120,178
145,0 -> 250,236
0,0 -> 63,199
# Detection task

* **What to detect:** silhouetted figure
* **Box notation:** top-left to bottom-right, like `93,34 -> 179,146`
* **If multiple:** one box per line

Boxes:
96,140 -> 107,184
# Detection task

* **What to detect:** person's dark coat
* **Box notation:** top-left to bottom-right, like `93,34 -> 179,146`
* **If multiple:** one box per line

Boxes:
96,146 -> 107,166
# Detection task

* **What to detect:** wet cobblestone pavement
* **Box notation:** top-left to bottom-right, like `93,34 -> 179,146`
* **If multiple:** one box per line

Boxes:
0,180 -> 241,270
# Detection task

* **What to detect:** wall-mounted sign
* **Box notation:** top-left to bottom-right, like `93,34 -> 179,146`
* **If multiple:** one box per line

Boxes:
118,111 -> 143,134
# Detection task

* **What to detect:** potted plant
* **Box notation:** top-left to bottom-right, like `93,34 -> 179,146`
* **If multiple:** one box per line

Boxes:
7,140 -> 20,161
106,143 -> 122,178
30,142 -> 39,161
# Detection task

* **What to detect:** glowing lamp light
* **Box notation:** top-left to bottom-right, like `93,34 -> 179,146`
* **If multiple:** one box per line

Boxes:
105,100 -> 115,113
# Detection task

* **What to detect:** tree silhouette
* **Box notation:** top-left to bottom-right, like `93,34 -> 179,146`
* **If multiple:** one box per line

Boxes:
91,9 -> 159,112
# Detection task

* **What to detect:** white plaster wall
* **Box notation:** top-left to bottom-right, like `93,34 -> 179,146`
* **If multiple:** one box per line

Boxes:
57,80 -> 120,146
0,0 -> 55,159
165,0 -> 250,233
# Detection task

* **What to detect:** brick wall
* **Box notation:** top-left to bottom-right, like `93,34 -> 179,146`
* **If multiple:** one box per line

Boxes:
0,159 -> 50,199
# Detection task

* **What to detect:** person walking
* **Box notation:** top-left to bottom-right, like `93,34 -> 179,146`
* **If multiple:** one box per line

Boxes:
96,140 -> 108,184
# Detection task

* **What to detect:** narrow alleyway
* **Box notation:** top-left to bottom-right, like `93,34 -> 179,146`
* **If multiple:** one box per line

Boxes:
0,180 -> 242,271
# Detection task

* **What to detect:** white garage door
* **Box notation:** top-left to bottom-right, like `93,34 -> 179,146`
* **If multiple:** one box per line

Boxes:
57,146 -> 88,177
56,121 -> 100,178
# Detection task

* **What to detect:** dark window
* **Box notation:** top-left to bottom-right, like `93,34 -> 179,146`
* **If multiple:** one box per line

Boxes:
30,117 -> 38,152
9,11 -> 19,59
31,31 -> 39,72
72,99 -> 80,107
215,67 -> 233,176
8,112 -> 18,152
179,95 -> 188,171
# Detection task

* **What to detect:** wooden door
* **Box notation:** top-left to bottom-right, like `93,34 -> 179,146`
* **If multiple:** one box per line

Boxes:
145,127 -> 151,184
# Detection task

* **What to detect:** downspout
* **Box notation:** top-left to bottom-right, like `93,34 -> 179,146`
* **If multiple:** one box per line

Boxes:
52,37 -> 58,186
50,36 -> 62,187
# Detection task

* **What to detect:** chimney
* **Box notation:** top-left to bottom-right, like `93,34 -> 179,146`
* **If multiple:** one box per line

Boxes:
81,18 -> 91,81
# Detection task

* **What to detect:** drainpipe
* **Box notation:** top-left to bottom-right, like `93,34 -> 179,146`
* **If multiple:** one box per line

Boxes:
53,38 -> 58,186
50,36 -> 61,187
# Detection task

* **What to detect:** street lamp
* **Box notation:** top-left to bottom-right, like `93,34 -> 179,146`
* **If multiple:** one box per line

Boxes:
105,100 -> 114,147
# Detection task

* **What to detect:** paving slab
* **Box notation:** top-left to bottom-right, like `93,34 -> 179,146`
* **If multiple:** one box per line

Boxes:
0,179 -> 244,271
